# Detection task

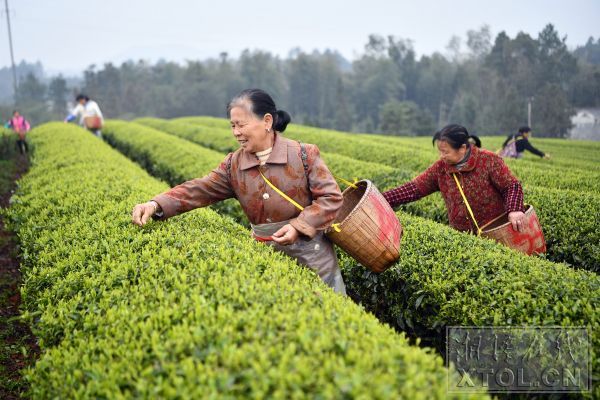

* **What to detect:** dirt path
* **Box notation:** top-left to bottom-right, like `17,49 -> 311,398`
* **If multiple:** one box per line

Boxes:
0,154 -> 39,399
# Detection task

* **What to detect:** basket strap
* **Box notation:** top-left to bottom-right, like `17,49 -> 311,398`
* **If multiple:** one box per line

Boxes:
298,142 -> 309,179
497,136 -> 525,153
260,170 -> 304,211
333,174 -> 359,189
296,141 -> 358,190
452,173 -> 482,236
505,138 -> 521,147
259,170 -> 341,233
226,154 -> 232,180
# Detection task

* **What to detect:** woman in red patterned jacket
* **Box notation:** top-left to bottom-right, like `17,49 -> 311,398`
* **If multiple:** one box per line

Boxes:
383,124 -> 527,233
131,89 -> 346,294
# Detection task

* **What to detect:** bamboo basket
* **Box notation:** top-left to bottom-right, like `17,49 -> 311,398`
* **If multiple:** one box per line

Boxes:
326,180 -> 402,273
480,204 -> 546,255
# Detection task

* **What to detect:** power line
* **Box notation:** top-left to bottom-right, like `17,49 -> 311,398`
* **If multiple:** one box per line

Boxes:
3,0 -> 17,103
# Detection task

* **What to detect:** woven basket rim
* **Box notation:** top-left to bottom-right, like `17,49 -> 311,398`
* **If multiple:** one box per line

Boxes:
332,179 -> 373,230
482,204 -> 534,234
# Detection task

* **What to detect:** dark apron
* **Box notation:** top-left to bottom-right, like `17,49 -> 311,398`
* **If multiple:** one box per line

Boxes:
251,220 -> 346,295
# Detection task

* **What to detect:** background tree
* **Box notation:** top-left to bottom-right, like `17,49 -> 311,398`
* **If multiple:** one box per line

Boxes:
574,37 -> 600,65
14,72 -> 50,125
379,100 -> 435,136
533,83 -> 574,137
48,75 -> 68,117
0,24 -> 594,138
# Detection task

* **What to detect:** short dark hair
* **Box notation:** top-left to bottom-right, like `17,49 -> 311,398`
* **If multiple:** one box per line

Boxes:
75,94 -> 89,102
227,88 -> 291,133
433,124 -> 481,149
518,126 -> 531,134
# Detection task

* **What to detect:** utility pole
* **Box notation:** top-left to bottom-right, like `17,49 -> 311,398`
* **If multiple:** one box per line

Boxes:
4,0 -> 18,102
527,97 -> 533,127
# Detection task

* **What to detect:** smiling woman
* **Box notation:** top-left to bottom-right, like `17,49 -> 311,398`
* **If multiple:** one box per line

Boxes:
131,89 -> 347,294
228,90 -> 291,154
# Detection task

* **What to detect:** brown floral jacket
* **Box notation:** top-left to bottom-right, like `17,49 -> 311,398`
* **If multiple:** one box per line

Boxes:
153,133 -> 343,238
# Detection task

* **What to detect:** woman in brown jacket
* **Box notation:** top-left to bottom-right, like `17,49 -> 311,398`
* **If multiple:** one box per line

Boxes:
131,89 -> 346,294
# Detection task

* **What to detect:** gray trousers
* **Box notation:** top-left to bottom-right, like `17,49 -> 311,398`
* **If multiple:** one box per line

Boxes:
89,129 -> 102,138
251,220 -> 346,295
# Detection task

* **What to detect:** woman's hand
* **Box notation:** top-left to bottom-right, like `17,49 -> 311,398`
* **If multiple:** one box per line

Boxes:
132,201 -> 159,227
271,224 -> 299,245
508,211 -> 526,232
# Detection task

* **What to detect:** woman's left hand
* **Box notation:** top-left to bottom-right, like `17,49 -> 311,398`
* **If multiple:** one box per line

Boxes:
508,211 -> 526,232
271,224 -> 299,245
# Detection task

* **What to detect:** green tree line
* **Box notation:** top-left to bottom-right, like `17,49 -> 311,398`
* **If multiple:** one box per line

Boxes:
3,24 -> 599,137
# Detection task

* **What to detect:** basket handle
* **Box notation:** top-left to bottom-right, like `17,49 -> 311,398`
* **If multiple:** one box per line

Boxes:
479,212 -> 506,232
480,203 -> 531,232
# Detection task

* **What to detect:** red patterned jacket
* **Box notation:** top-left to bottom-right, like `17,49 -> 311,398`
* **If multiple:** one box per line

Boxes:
383,145 -> 524,233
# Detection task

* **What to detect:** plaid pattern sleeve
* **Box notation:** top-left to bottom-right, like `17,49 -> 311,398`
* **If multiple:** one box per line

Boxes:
504,181 -> 524,213
486,151 -> 524,213
382,181 -> 422,208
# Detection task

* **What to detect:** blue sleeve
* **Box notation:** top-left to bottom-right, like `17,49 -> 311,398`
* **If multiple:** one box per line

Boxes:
65,114 -> 76,122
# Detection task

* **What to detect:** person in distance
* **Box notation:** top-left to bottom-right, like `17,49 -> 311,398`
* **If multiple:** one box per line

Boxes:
5,110 -> 31,154
64,94 -> 105,138
499,126 -> 550,159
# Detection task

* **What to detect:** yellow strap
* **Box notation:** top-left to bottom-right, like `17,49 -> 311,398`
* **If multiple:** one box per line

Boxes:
260,170 -> 304,211
330,175 -> 359,230
259,170 -> 342,233
332,174 -> 359,189
497,136 -> 525,153
452,173 -> 482,236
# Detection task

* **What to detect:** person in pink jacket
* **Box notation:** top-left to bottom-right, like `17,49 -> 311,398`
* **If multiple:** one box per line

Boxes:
6,110 -> 31,154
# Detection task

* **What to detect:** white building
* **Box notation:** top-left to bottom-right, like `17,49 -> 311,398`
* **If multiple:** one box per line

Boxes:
570,108 -> 600,141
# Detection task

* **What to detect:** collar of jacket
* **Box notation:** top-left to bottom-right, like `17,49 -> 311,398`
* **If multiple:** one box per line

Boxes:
239,133 -> 288,170
445,144 -> 479,174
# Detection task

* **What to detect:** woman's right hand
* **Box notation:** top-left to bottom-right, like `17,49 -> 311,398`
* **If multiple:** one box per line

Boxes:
508,211 -> 526,232
271,224 -> 299,246
132,201 -> 159,226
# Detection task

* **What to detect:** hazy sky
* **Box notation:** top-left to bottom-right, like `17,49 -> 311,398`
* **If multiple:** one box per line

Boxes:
1,0 -> 599,75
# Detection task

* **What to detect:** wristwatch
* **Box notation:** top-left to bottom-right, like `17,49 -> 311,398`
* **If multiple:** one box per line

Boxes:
149,200 -> 161,216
